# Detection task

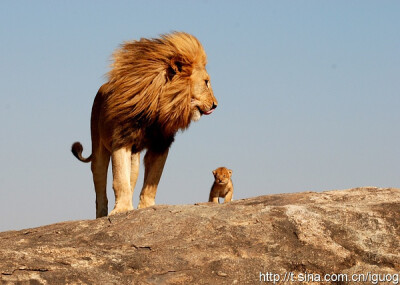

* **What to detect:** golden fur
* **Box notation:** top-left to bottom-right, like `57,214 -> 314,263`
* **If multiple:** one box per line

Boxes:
72,32 -> 217,217
209,167 -> 234,203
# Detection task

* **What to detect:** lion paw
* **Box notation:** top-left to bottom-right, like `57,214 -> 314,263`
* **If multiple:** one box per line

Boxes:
137,198 -> 155,209
109,205 -> 133,216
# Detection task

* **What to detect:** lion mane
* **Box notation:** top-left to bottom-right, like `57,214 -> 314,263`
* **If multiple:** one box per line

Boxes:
103,32 -> 209,150
72,32 -> 217,217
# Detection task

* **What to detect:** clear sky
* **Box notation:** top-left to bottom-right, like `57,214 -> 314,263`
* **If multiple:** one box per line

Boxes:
1,1 -> 399,232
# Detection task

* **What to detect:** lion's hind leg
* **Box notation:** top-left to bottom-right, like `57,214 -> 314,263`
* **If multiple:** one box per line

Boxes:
91,143 -> 110,218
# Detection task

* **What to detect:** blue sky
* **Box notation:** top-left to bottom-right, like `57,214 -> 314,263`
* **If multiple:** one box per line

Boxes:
1,1 -> 399,231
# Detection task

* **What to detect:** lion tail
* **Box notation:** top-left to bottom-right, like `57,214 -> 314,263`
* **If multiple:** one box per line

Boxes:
71,142 -> 92,163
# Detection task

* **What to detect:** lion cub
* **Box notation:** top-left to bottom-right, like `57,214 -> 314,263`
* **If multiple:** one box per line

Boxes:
209,167 -> 234,203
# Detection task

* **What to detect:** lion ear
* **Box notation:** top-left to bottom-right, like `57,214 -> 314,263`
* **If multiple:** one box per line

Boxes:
170,57 -> 183,73
228,169 -> 233,176
169,55 -> 184,73
167,57 -> 183,80
167,56 -> 193,80
212,170 -> 216,176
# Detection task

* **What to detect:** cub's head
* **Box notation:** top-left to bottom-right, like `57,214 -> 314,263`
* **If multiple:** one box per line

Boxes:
212,167 -> 233,185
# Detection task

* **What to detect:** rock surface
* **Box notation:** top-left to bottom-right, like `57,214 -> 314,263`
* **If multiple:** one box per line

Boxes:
1,187 -> 399,284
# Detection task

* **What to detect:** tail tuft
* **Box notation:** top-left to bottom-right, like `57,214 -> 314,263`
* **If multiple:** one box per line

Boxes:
71,142 -> 92,163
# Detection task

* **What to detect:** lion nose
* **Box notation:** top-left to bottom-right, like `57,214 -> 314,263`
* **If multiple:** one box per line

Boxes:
211,102 -> 217,110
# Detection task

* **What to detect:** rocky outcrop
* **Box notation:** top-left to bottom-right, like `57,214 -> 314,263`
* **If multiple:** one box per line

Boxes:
1,187 -> 399,284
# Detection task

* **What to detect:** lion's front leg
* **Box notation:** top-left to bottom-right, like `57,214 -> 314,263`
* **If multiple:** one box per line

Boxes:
137,149 -> 169,209
109,147 -> 134,215
210,196 -> 219,204
224,191 -> 233,203
130,152 -> 140,194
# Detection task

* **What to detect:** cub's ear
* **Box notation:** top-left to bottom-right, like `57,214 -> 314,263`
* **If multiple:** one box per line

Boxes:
228,169 -> 233,176
212,170 -> 216,176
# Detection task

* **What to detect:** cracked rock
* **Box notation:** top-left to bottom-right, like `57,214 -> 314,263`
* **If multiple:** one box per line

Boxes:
1,187 -> 399,284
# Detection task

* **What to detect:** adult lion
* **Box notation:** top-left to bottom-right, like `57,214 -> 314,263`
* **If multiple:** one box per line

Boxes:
72,32 -> 217,218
